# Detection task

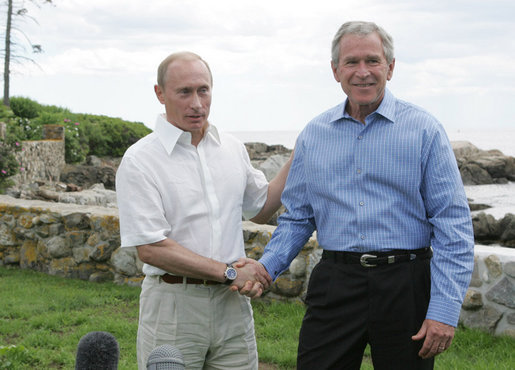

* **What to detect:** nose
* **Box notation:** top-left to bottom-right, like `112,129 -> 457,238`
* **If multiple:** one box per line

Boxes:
190,93 -> 202,109
355,61 -> 370,78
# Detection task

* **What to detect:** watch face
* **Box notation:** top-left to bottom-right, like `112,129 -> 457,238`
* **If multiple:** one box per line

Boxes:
226,267 -> 237,280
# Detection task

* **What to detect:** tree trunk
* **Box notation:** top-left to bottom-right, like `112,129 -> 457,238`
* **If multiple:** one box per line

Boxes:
3,0 -> 13,107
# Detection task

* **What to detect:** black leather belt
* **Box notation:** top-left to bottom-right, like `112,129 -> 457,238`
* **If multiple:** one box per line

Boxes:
160,274 -> 222,285
322,247 -> 432,268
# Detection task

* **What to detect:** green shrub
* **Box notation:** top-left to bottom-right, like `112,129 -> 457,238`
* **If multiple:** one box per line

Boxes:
0,139 -> 22,193
9,97 -> 41,119
4,98 -> 152,163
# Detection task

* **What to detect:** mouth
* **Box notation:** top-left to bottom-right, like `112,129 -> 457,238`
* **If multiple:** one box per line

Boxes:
353,83 -> 375,87
187,114 -> 204,120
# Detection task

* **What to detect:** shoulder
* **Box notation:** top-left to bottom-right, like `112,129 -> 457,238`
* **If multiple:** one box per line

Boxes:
219,132 -> 249,155
394,97 -> 441,129
122,132 -> 160,159
118,132 -> 162,173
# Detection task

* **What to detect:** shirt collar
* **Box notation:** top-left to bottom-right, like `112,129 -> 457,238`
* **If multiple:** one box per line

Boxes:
154,114 -> 221,155
331,88 -> 396,124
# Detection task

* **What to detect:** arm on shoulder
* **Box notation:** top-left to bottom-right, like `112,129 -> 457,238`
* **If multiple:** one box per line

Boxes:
250,150 -> 294,224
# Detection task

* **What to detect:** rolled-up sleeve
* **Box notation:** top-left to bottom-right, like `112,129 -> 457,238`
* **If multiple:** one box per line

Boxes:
116,156 -> 170,247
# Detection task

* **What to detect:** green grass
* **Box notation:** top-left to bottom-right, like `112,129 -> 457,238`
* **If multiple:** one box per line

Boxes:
1,266 -> 513,369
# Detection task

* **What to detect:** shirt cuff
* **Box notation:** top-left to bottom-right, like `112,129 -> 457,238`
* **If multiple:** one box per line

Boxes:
425,297 -> 462,327
259,252 -> 286,281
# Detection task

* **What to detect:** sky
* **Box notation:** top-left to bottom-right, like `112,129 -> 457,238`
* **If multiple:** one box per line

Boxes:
4,0 -> 515,134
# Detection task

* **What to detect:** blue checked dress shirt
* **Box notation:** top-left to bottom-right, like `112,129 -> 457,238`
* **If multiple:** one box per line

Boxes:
259,89 -> 474,327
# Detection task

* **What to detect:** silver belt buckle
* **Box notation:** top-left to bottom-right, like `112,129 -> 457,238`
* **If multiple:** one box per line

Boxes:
360,254 -> 377,267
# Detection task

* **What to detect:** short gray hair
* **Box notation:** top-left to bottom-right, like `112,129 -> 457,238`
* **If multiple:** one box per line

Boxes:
157,51 -> 213,88
331,21 -> 395,65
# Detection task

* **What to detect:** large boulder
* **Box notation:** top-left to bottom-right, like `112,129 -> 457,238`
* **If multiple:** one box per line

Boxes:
60,156 -> 117,190
452,141 -> 515,185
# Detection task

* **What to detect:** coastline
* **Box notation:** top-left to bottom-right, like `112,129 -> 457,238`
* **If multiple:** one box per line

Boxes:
226,129 -> 515,157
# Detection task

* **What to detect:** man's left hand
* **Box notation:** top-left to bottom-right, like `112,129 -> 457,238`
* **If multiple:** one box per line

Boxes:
412,319 -> 455,359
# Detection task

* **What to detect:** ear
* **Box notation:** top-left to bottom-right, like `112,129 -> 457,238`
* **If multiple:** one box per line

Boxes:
331,61 -> 341,83
387,58 -> 395,81
154,84 -> 165,104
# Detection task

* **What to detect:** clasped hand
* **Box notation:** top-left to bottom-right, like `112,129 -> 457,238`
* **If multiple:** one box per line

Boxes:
228,258 -> 272,298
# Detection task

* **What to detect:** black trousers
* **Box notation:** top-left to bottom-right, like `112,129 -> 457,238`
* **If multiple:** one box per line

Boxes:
297,253 -> 434,370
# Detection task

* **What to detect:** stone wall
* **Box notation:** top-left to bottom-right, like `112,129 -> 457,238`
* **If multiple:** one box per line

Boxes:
4,124 -> 66,186
0,195 -> 513,337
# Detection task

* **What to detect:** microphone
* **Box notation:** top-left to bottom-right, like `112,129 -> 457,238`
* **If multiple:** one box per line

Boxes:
75,331 -> 119,370
146,344 -> 185,370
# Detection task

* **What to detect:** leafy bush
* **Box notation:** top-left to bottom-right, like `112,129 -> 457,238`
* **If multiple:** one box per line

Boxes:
4,97 -> 152,163
0,139 -> 22,193
9,97 -> 41,119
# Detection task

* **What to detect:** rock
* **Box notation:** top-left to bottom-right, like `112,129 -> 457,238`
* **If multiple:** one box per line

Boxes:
472,212 -> 502,243
499,214 -> 515,247
270,276 -> 304,297
60,163 -> 116,190
460,163 -> 494,185
45,236 -> 70,258
89,271 -> 114,283
484,255 -> 503,280
469,257 -> 483,287
506,262 -> 515,278
111,247 -> 140,276
459,305 -> 502,334
289,256 -> 307,278
257,154 -> 291,181
452,141 -> 515,184
485,277 -> 515,308
462,289 -> 483,310
451,141 -> 482,160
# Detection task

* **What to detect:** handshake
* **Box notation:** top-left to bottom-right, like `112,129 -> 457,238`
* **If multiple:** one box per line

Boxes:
227,258 -> 272,298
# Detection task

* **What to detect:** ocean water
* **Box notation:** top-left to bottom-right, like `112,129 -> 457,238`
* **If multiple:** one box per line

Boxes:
227,129 -> 515,222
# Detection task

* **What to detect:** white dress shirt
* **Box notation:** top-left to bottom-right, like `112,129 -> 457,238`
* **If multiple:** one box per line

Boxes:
116,114 -> 268,276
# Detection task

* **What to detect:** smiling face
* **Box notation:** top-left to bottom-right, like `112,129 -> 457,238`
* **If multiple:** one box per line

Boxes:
154,57 -> 212,144
331,32 -> 395,122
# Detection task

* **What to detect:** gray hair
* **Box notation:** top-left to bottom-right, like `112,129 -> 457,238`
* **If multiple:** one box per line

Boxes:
157,51 -> 213,88
331,21 -> 395,65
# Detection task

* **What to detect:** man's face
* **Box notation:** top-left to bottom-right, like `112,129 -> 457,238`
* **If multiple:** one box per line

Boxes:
331,32 -> 395,116
155,58 -> 212,135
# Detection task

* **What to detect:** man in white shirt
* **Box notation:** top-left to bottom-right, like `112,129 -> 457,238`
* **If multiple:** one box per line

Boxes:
116,51 -> 290,369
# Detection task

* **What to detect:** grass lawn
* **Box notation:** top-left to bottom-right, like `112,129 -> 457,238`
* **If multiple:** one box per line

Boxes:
1,266 -> 513,369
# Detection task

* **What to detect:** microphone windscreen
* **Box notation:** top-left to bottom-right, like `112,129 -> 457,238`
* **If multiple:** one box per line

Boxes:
146,344 -> 185,370
75,331 -> 119,370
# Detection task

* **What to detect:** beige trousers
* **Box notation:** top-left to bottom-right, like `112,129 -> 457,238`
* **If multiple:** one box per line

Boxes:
137,275 -> 258,370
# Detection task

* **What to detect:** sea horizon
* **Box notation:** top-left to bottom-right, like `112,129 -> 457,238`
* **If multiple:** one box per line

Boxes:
226,128 -> 515,157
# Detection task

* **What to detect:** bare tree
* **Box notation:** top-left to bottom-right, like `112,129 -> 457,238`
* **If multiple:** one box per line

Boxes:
2,0 -> 52,106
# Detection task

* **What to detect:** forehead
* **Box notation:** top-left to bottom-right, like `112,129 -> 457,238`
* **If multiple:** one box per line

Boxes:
165,59 -> 212,88
338,32 -> 385,59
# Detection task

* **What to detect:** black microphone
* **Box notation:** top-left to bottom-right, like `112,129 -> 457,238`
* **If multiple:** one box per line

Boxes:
75,331 -> 119,370
146,344 -> 185,370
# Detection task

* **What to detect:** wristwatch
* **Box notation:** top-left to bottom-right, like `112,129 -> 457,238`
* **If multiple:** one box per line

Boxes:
224,264 -> 237,284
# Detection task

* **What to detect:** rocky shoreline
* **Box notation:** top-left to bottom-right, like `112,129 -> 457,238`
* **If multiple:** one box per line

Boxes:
4,140 -> 515,248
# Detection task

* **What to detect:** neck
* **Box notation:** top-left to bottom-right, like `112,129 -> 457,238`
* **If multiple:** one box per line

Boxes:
346,104 -> 375,124
191,124 -> 207,147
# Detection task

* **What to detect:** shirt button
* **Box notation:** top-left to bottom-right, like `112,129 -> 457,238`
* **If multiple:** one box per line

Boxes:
359,201 -> 364,206
358,135 -> 363,140
356,169 -> 362,174
360,234 -> 366,240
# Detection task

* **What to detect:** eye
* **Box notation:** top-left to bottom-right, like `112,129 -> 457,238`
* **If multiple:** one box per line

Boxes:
198,87 -> 210,94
